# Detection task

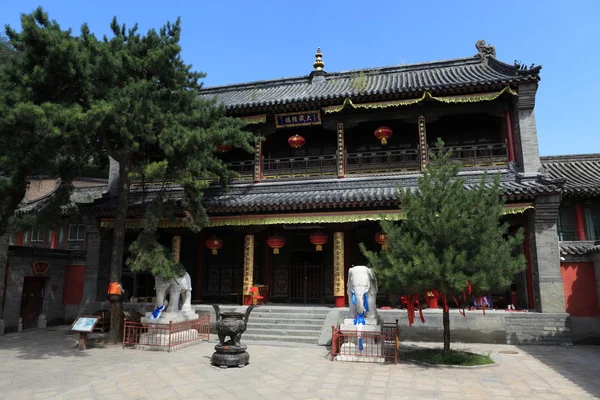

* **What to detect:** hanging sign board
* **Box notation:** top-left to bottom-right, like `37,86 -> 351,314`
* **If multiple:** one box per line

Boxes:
275,110 -> 321,128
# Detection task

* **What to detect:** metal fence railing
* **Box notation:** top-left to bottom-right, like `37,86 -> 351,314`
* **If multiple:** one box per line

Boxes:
122,315 -> 210,352
331,319 -> 399,364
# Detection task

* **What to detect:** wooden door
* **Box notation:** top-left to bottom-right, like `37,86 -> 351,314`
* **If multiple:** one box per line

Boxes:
20,277 -> 46,329
289,253 -> 322,303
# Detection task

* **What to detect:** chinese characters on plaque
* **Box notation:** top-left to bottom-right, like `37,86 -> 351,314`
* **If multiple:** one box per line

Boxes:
275,110 -> 321,128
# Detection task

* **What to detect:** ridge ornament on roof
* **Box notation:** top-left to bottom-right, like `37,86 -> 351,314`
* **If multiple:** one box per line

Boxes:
475,40 -> 496,58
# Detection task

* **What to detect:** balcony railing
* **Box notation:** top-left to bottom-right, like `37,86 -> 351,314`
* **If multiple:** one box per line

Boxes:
262,154 -> 337,180
432,143 -> 508,168
346,149 -> 420,175
226,160 -> 254,181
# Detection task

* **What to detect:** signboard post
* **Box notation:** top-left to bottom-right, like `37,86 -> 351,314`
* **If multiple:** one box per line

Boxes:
70,315 -> 100,350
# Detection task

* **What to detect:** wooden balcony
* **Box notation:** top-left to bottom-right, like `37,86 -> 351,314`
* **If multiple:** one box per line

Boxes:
262,154 -> 337,180
226,160 -> 254,181
346,149 -> 420,175
433,143 -> 508,168
221,143 -> 507,182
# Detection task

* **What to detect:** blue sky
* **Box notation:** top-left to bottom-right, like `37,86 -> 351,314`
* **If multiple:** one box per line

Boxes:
2,0 -> 598,156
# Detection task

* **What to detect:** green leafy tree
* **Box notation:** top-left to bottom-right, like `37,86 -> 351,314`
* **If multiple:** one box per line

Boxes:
81,18 -> 254,342
361,140 -> 525,353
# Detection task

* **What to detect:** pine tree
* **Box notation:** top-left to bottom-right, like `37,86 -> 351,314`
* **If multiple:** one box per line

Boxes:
361,140 -> 525,353
81,18 -> 254,342
1,9 -> 255,343
0,9 -> 92,236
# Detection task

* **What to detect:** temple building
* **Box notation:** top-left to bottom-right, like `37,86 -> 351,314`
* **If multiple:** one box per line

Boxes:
1,41 -> 599,343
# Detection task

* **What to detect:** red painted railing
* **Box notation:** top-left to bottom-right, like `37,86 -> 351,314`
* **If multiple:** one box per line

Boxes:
122,315 -> 210,352
331,319 -> 399,364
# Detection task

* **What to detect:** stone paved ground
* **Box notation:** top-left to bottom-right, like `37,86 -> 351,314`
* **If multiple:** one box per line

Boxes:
1,326 -> 600,400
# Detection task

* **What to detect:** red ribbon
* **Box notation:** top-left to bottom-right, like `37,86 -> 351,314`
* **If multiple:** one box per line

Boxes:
406,295 -> 415,327
415,297 -> 425,323
452,294 -> 465,317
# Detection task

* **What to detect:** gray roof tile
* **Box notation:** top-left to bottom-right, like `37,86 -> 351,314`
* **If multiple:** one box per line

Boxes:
541,154 -> 600,196
560,241 -> 600,256
199,49 -> 540,111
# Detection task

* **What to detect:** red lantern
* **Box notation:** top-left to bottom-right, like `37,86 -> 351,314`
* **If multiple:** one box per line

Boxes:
216,144 -> 232,153
206,236 -> 224,255
267,234 -> 285,254
374,232 -> 388,250
309,231 -> 328,252
288,134 -> 305,149
374,126 -> 393,145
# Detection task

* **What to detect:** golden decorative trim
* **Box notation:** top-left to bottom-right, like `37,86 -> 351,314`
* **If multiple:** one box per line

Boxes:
172,236 -> 181,263
98,204 -> 533,229
336,122 -> 345,178
418,115 -> 428,168
253,137 -> 262,182
333,232 -> 345,297
313,47 -> 325,71
321,86 -> 518,114
242,234 -> 254,295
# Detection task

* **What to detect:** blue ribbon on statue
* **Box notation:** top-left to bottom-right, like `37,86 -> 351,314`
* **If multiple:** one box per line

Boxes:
351,290 -> 357,306
353,312 -> 365,350
364,292 -> 369,312
151,304 -> 165,320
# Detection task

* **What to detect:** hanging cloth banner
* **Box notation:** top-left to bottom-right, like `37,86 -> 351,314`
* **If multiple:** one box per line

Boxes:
321,86 -> 518,114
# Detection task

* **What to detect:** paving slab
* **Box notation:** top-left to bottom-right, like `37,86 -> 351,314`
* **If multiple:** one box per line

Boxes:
1,326 -> 600,399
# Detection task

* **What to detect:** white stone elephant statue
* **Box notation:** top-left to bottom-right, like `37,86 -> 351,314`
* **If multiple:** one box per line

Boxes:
154,272 -> 192,312
347,265 -> 378,319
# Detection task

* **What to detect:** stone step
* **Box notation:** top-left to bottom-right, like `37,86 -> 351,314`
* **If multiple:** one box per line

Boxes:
242,333 -> 318,344
246,317 -> 325,326
247,322 -> 326,331
253,306 -> 333,314
249,312 -> 328,320
245,328 -> 321,337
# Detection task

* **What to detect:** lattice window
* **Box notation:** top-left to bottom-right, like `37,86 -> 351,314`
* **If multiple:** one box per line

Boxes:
558,206 -> 577,241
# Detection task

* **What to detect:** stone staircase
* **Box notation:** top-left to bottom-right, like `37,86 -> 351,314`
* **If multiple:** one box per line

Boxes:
243,306 -> 331,345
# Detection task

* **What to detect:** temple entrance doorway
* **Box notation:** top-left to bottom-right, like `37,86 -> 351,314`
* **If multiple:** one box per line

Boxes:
289,251 -> 323,303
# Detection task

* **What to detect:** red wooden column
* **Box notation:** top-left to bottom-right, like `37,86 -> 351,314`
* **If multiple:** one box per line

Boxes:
523,225 -> 535,310
49,231 -> 58,249
16,231 -> 23,246
194,231 -> 205,302
504,109 -> 517,163
575,204 -> 587,241
263,231 -> 272,303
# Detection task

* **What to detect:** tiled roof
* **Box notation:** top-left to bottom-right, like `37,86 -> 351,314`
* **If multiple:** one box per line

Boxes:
541,154 -> 600,196
199,41 -> 540,112
87,171 -> 558,214
560,241 -> 600,256
18,184 -> 107,214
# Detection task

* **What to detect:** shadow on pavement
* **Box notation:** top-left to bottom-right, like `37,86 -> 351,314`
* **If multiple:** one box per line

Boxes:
0,326 -> 110,360
517,344 -> 600,397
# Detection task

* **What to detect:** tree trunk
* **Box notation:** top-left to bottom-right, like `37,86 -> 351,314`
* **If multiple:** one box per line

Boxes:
108,158 -> 130,343
442,307 -> 450,354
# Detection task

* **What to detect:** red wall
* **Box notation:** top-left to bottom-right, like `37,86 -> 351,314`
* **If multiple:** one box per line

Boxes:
561,262 -> 600,317
62,265 -> 86,305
